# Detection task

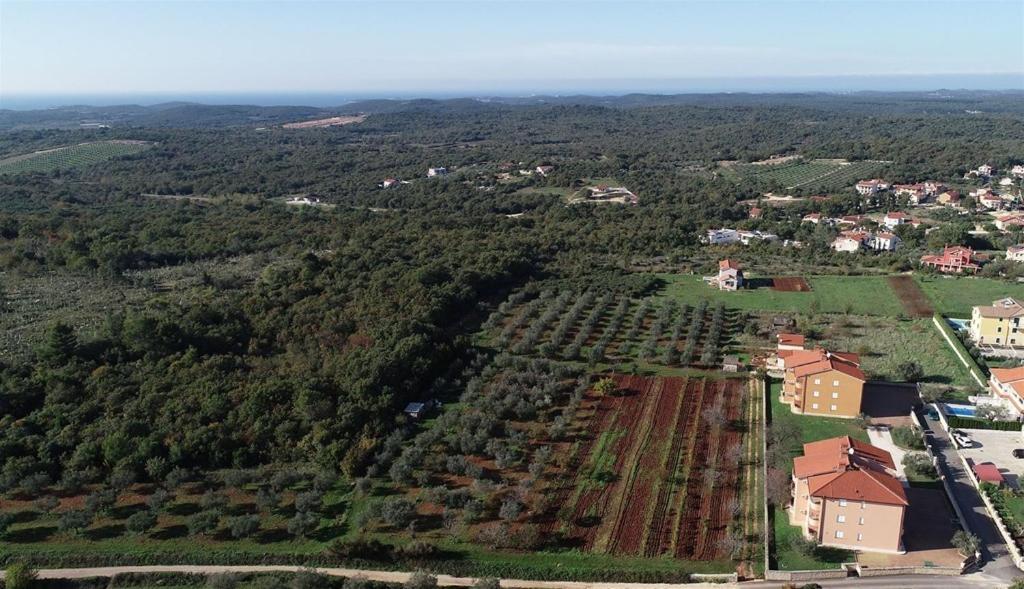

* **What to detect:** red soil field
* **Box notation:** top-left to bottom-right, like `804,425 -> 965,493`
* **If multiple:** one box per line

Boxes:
550,374 -> 748,560
887,275 -> 934,317
771,276 -> 812,292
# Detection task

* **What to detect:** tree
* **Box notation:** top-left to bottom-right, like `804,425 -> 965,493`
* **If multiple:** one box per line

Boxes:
38,322 -> 78,363
4,563 -> 37,589
378,498 -> 416,529
228,514 -> 260,539
951,530 -> 980,556
34,495 -> 60,514
294,490 -> 323,513
0,512 -> 14,539
187,510 -> 220,537
405,571 -> 437,589
498,498 -> 523,521
288,511 -> 320,539
146,488 -> 172,512
58,509 -> 94,536
902,452 -> 937,479
896,361 -> 924,382
593,377 -> 616,395
472,579 -> 500,589
125,510 -> 158,535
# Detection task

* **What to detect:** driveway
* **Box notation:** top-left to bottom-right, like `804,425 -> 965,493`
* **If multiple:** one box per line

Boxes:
920,407 -> 1021,581
867,426 -> 908,480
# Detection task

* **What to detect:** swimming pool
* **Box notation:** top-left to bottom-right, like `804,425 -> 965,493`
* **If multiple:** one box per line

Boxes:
944,403 -> 977,417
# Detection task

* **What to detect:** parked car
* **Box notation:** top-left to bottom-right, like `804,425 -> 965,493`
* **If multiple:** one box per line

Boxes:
951,429 -> 973,448
1013,449 -> 1024,459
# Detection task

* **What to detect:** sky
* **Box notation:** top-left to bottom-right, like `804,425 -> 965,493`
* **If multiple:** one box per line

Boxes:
2,0 -> 1023,102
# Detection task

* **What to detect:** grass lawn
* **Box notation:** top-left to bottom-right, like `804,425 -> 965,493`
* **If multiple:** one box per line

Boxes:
658,275 -> 905,317
769,382 -> 869,453
770,506 -> 853,570
812,316 -> 974,387
916,275 -> 1024,318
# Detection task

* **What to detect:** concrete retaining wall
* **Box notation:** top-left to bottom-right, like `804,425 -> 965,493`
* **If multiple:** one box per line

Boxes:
856,565 -> 963,577
689,573 -> 738,583
764,569 -> 849,581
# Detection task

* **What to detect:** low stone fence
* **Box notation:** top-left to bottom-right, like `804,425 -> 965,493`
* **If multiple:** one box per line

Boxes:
764,568 -> 849,582
856,565 -> 963,577
689,572 -> 738,583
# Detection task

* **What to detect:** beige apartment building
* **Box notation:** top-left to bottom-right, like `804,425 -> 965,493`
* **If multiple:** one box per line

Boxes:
780,349 -> 866,418
791,436 -> 908,554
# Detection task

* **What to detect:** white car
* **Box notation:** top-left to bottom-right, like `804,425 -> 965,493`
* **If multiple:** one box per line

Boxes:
951,429 -> 973,448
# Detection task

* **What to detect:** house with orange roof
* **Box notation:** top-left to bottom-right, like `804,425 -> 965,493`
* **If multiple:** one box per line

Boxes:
989,366 -> 1024,414
920,245 -> 982,274
790,436 -> 907,553
780,349 -> 866,418
704,259 -> 744,291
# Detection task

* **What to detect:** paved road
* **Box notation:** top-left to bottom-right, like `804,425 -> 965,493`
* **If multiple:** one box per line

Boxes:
921,407 -> 1021,582
2,565 -> 1018,589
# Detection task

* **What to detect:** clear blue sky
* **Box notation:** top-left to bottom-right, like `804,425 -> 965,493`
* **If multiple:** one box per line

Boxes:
2,0 -> 1023,97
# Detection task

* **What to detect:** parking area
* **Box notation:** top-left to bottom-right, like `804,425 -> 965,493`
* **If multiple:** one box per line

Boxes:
958,428 -> 1024,489
857,485 -> 965,569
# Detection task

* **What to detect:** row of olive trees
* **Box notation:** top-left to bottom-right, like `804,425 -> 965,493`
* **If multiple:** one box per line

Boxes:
546,290 -> 596,352
618,298 -> 651,356
565,292 -> 613,360
700,303 -> 727,366
663,303 -> 692,365
639,299 -> 676,359
680,300 -> 709,366
513,290 -> 573,355
588,297 -> 631,364
481,287 -> 535,330
497,289 -> 555,348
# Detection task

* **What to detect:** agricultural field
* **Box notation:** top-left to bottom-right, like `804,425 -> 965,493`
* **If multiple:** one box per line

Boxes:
481,288 -> 737,371
916,275 -> 1024,318
720,158 -> 887,191
659,274 -> 906,317
810,316 -> 974,387
0,140 -> 151,174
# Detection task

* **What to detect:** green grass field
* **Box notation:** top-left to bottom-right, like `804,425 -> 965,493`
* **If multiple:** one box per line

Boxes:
814,317 -> 974,387
0,140 -> 151,174
916,275 -> 1024,318
722,159 -> 886,191
660,274 -> 905,317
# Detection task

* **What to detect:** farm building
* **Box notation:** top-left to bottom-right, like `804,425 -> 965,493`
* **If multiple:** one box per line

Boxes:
791,436 -> 907,554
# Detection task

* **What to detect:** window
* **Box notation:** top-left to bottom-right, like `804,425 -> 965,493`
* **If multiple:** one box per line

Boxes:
833,380 -> 840,387
857,533 -> 863,541
860,501 -> 865,509
830,404 -> 838,411
858,517 -> 865,525
832,392 -> 839,399
814,378 -> 821,385
838,499 -> 847,507
813,391 -> 820,397
836,515 -> 846,523
811,403 -> 819,410
835,530 -> 845,539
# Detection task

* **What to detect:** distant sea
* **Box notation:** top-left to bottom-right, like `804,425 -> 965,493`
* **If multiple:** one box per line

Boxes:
2,73 -> 1022,110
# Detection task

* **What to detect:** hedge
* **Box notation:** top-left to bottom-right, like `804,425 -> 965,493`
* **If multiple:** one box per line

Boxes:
947,414 -> 1022,431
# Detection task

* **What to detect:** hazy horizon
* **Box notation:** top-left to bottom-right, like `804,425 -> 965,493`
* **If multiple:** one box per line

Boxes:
2,0 -> 1022,108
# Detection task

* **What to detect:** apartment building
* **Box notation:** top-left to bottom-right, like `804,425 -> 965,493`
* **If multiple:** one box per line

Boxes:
780,349 -> 866,418
969,297 -> 1024,347
790,436 -> 907,554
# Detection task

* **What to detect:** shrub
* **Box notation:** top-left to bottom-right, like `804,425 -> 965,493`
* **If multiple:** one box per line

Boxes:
891,426 -> 925,450
146,488 -> 172,511
472,579 -> 500,589
4,563 -> 37,589
84,488 -> 117,515
377,497 -> 416,530
902,452 -> 937,479
328,538 -> 394,561
498,498 -> 523,521
287,511 -> 320,539
951,530 -> 980,556
896,361 -> 924,382
0,512 -> 14,539
789,534 -> 817,557
291,570 -> 331,589
206,574 -> 241,589
228,514 -> 261,539
34,495 -> 60,514
125,510 -> 158,535
394,540 -> 441,559
186,510 -> 221,536
58,509 -> 94,536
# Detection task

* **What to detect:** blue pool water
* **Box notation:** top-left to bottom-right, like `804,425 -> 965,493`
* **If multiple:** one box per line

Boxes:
944,404 -> 977,417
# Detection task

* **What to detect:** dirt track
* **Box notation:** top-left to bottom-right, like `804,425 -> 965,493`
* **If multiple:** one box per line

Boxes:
887,275 -> 934,317
770,277 -> 811,292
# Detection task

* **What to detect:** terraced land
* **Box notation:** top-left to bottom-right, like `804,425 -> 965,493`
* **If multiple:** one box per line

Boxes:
0,140 -> 151,174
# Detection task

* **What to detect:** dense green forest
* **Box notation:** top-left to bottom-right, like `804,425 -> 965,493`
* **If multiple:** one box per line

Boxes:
1,92 -> 1023,494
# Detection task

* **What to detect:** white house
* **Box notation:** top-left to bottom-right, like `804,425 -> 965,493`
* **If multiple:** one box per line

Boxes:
705,228 -> 741,245
535,165 -> 555,176
802,213 -> 824,224
1012,165 -> 1024,179
738,230 -> 779,244
704,259 -> 744,291
996,213 -> 1024,231
855,179 -> 889,196
428,167 -> 448,177
1007,245 -> 1024,262
382,178 -> 400,189
882,212 -> 909,229
867,232 -> 902,251
832,234 -> 864,253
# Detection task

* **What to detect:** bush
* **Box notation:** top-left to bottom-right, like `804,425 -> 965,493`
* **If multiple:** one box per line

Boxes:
125,510 -> 158,535
294,490 -> 323,513
896,361 -> 924,382
58,509 -> 94,536
891,426 -> 925,450
228,514 -> 261,539
146,488 -> 172,511
472,579 -> 500,589
287,511 -> 320,539
951,530 -> 980,556
206,574 -> 241,589
394,540 -> 441,560
0,512 -> 14,539
789,534 -> 818,557
187,510 -> 221,537
377,497 -> 416,530
328,538 -> 394,561
4,563 -> 37,589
